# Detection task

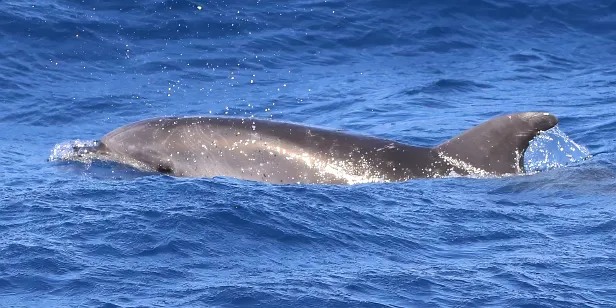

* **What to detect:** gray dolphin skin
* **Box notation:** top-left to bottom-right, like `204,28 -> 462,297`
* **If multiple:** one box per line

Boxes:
76,112 -> 558,184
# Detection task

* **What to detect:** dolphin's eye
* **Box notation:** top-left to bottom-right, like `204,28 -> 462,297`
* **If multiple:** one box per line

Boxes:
156,164 -> 173,174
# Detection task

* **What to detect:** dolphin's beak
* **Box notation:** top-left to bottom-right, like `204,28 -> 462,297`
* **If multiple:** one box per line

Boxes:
73,140 -> 104,157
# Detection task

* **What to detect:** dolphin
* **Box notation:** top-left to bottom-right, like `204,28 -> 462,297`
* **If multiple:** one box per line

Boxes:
72,112 -> 558,184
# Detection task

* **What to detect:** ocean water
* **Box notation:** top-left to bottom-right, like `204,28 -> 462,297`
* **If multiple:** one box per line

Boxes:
1,0 -> 616,307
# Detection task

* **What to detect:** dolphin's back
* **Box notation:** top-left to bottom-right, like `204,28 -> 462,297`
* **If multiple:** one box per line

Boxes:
98,117 -> 438,184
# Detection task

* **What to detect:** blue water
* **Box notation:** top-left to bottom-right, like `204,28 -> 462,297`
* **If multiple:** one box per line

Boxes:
1,0 -> 616,306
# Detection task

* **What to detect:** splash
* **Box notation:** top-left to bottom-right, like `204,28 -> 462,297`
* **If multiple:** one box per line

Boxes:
436,152 -> 494,178
48,139 -> 98,162
524,126 -> 591,173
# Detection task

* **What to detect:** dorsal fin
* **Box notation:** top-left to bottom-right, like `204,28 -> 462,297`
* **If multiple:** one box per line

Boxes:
434,112 -> 558,175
